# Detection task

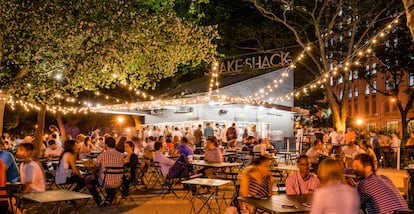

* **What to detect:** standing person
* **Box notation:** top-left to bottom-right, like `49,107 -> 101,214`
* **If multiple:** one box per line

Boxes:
369,131 -> 380,162
311,158 -> 360,214
203,123 -> 214,139
194,124 -> 203,147
285,155 -> 320,195
172,127 -> 183,142
220,124 -> 228,148
184,127 -> 195,149
352,154 -> 409,214
79,136 -> 96,159
213,123 -> 221,140
49,125 -> 61,142
55,140 -> 85,192
0,140 -> 19,182
314,128 -> 325,142
227,123 -> 237,149
86,137 -> 124,206
16,143 -> 46,193
390,132 -> 401,168
329,127 -> 340,154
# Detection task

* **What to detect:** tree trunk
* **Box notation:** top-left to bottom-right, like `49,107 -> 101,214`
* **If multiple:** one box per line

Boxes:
403,0 -> 414,41
56,112 -> 66,143
131,115 -> 142,131
33,105 -> 46,159
0,94 -> 7,136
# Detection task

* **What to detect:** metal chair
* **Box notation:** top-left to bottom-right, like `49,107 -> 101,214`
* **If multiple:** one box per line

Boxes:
0,186 -> 15,214
100,166 -> 125,207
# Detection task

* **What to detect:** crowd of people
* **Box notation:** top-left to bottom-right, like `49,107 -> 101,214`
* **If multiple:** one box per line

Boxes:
0,123 -> 413,213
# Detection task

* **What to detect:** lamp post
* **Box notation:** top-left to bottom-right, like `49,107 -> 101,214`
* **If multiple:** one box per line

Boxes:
356,119 -> 363,140
117,116 -> 124,134
379,97 -> 396,130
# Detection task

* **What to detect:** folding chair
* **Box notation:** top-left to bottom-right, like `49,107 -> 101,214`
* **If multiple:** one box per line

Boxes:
152,162 -> 182,198
0,186 -> 15,214
99,166 -> 125,207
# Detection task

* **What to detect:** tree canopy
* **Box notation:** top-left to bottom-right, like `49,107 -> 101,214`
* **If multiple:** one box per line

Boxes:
0,0 -> 218,106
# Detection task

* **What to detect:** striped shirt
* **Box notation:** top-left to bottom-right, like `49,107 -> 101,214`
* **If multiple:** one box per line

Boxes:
95,148 -> 124,188
286,172 -> 320,195
248,175 -> 271,198
357,173 -> 409,214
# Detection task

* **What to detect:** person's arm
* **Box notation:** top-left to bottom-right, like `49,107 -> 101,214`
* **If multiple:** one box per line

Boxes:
67,153 -> 81,176
239,170 -> 251,197
285,175 -> 296,195
310,190 -> 324,214
22,164 -> 34,193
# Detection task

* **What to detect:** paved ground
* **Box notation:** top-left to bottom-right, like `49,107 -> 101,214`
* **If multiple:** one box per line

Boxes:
21,167 -> 410,214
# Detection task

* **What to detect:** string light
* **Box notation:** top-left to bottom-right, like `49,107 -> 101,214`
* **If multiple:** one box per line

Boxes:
271,12 -> 403,102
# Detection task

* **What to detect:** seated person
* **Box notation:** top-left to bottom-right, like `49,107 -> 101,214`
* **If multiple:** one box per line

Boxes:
306,139 -> 328,172
86,137 -> 124,206
252,138 -> 266,156
204,137 -> 223,163
122,141 -> 138,197
176,137 -> 194,161
55,140 -> 85,192
286,155 -> 320,195
342,141 -> 364,168
153,142 -> 190,179
0,140 -> 20,182
16,143 -> 46,193
241,136 -> 255,152
44,139 -> 64,158
406,131 -> 414,147
240,156 -> 272,198
143,136 -> 156,160
359,140 -> 377,170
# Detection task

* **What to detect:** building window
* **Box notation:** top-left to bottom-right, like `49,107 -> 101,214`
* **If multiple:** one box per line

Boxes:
353,70 -> 358,79
354,86 -> 358,97
385,79 -> 390,90
386,121 -> 398,133
348,30 -> 352,36
365,83 -> 370,94
339,90 -> 343,99
409,73 -> 414,86
372,81 -> 376,94
372,63 -> 377,74
367,123 -> 376,132
349,88 -> 353,98
349,71 -> 353,80
330,77 -> 334,86
338,75 -> 343,83
408,120 -> 414,133
365,65 -> 370,74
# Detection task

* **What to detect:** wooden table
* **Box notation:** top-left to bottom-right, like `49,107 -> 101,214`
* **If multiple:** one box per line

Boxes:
15,190 -> 92,214
182,178 -> 232,214
239,194 -> 312,213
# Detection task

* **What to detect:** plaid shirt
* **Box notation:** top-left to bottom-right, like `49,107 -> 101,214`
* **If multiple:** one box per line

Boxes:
95,148 -> 124,188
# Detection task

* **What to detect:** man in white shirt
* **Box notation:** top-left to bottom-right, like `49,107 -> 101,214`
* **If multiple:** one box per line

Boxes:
172,127 -> 183,141
16,143 -> 46,193
44,140 -> 64,158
